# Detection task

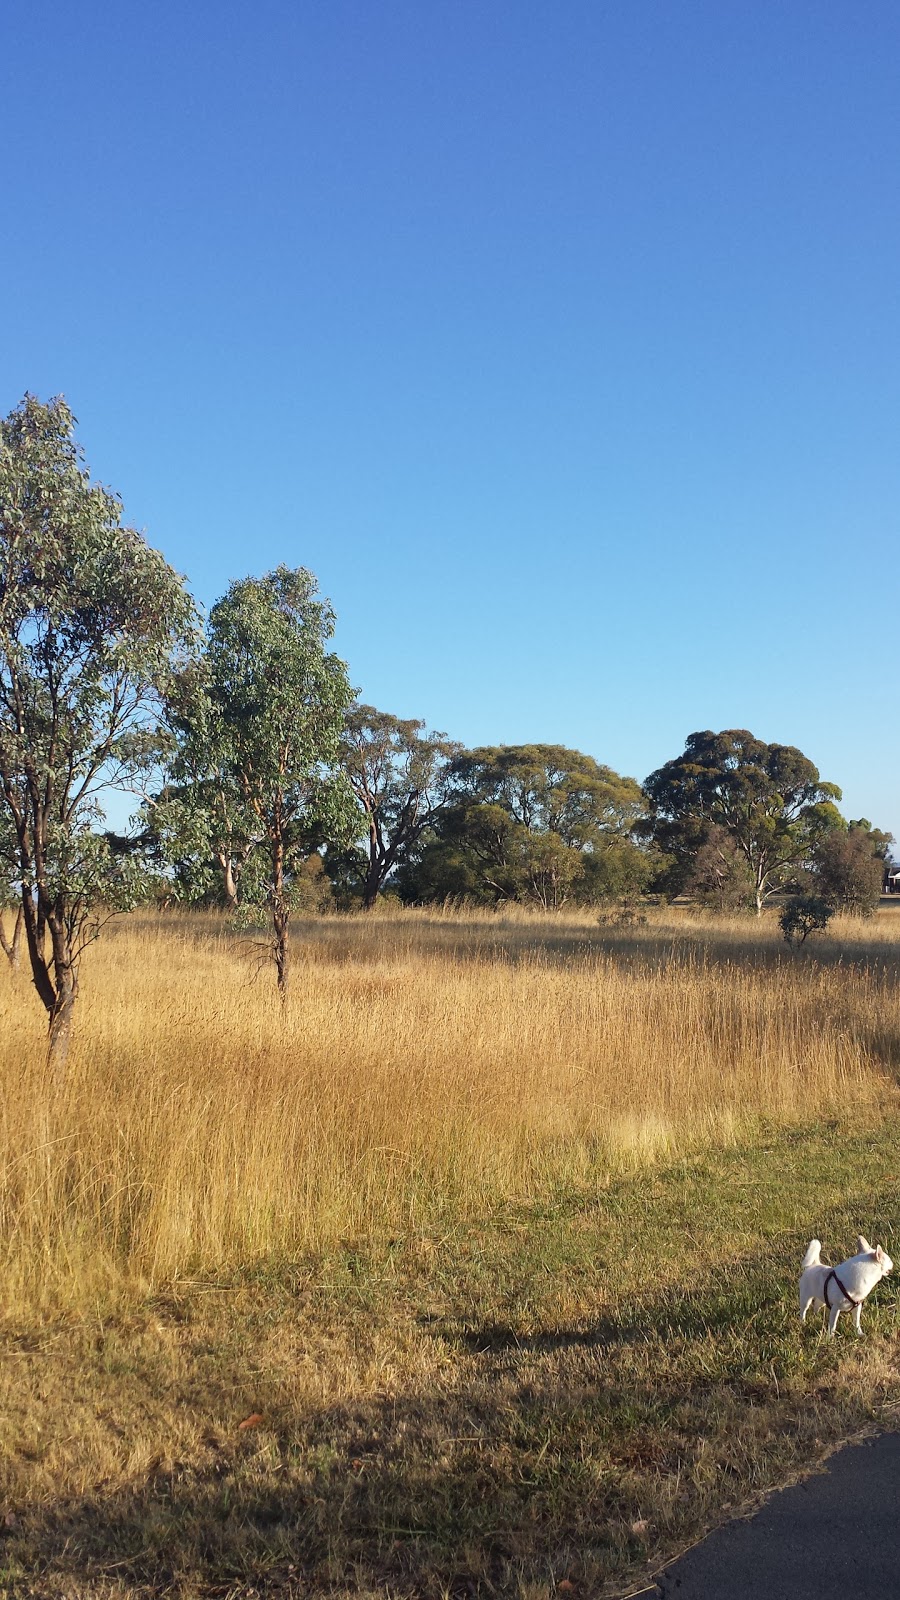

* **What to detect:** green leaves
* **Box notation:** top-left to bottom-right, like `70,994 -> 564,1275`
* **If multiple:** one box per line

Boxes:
207,566 -> 353,818
399,745 -> 651,909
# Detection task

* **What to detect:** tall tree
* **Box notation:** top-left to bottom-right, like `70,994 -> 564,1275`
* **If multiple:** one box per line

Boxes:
643,730 -> 843,915
0,394 -> 196,1063
202,567 -> 355,997
340,705 -> 459,909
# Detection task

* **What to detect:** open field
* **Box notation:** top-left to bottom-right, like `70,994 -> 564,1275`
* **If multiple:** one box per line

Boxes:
1,906 -> 899,1596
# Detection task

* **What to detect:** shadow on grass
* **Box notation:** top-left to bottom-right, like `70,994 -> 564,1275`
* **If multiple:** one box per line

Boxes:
122,906 -> 900,985
0,1373 -> 734,1598
6,1121 -> 900,1598
3,1253 -> 879,1599
293,918 -> 900,982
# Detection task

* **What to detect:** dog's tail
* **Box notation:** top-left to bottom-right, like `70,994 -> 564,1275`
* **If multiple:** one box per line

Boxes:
801,1239 -> 823,1269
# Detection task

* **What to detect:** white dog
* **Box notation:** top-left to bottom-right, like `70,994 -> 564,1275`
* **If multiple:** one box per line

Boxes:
799,1236 -> 893,1337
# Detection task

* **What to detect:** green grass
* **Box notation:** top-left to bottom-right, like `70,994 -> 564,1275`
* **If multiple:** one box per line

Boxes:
2,1116 -> 900,1598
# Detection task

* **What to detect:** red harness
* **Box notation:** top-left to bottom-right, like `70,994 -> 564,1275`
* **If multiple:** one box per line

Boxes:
823,1267 -> 860,1311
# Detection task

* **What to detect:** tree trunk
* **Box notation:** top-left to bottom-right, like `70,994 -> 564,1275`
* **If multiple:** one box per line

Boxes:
0,905 -> 23,970
363,857 -> 381,911
273,904 -> 289,998
17,875 -> 82,1082
45,918 -> 79,1082
47,979 -> 77,1080
219,851 -> 239,912
362,823 -> 382,911
271,837 -> 289,1001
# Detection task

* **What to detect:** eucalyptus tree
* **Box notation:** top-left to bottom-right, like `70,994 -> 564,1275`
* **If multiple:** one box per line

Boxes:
399,745 -> 651,908
202,566 -> 355,997
643,730 -> 843,914
340,705 -> 459,909
0,394 -> 196,1063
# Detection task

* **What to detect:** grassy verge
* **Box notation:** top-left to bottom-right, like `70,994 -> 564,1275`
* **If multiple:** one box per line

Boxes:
2,1115 -> 899,1598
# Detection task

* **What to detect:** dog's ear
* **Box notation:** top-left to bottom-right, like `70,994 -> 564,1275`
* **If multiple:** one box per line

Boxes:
876,1245 -> 886,1264
858,1235 -> 872,1253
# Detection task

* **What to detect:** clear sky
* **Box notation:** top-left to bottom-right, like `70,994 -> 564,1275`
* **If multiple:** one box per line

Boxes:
4,3 -> 899,833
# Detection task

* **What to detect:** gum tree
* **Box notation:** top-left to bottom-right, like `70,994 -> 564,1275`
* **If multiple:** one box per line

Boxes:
398,745 -> 651,908
0,394 -> 196,1065
340,705 -> 459,909
643,729 -> 843,915
203,567 -> 355,997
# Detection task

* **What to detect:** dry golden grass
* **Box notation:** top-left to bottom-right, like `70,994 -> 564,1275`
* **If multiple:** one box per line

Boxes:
0,902 -> 898,1304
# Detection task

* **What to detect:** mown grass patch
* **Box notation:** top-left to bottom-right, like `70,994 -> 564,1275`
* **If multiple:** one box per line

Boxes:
2,1116 -> 899,1598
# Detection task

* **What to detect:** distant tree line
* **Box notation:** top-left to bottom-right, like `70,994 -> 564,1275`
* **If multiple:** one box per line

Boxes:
0,396 -> 893,1062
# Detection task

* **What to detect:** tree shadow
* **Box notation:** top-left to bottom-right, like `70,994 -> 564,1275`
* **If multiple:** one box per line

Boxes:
119,906 -> 900,987
2,1237 -> 860,1600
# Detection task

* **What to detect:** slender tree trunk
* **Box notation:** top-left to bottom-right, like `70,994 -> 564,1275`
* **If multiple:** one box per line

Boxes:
363,857 -> 381,911
46,916 -> 79,1082
219,851 -> 239,912
20,885 -> 58,1016
16,860 -> 81,1082
273,904 -> 289,998
47,976 -> 77,1079
271,836 -> 289,1000
0,905 -> 23,970
15,861 -> 81,1082
362,822 -> 382,911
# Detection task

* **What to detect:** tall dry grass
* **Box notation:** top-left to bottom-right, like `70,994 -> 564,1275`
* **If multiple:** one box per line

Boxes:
1,904 -> 898,1304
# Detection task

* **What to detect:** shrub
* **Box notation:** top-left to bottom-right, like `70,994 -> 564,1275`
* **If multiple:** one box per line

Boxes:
780,895 -> 834,947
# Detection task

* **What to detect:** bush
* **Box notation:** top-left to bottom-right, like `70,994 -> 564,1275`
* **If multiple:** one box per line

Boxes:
780,895 -> 834,947
810,825 -> 887,916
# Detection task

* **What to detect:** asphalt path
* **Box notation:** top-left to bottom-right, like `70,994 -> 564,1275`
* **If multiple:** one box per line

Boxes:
649,1429 -> 900,1598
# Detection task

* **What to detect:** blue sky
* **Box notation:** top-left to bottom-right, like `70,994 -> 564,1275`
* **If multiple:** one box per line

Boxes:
4,2 -> 899,833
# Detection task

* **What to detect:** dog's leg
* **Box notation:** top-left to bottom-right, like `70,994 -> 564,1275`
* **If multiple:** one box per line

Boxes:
800,1296 -> 815,1322
828,1303 -> 841,1337
853,1302 -> 863,1337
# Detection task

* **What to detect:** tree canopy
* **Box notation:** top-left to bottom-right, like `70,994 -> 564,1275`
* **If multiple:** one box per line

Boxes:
398,745 -> 652,908
643,729 -> 844,914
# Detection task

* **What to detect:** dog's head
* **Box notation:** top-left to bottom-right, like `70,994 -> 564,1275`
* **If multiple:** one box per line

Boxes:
859,1236 -> 893,1276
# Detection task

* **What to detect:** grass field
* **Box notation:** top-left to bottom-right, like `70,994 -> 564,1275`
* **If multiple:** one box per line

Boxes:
1,905 -> 899,1596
